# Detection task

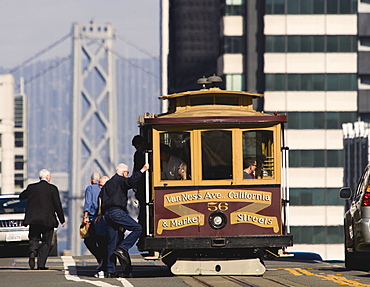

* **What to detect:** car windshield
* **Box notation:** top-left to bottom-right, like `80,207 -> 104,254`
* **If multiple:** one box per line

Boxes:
0,198 -> 28,214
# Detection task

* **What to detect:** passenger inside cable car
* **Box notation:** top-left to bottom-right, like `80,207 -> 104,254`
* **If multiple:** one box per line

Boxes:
160,143 -> 187,180
243,157 -> 257,179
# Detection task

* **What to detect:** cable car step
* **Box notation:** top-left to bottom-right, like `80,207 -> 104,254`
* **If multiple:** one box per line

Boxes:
170,258 -> 266,275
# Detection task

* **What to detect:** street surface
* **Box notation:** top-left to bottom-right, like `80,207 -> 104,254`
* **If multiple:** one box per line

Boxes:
1,254 -> 370,286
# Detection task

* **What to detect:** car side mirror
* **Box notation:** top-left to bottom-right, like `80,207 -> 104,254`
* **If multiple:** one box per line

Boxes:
339,187 -> 352,199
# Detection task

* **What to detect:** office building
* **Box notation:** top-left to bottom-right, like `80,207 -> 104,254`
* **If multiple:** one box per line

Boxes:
263,0 -> 358,260
161,0 -> 368,260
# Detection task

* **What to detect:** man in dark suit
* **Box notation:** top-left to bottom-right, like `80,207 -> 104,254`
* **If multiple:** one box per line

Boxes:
20,169 -> 65,270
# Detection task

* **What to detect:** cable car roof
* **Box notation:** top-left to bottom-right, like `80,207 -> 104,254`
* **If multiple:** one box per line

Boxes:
138,87 -> 286,125
159,87 -> 262,100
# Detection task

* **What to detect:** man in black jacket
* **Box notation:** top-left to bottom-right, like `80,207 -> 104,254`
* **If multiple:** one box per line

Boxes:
20,169 -> 65,270
131,135 -> 148,235
100,162 -> 149,277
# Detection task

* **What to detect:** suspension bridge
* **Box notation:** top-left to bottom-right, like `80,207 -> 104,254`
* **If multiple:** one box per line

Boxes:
1,20 -> 160,255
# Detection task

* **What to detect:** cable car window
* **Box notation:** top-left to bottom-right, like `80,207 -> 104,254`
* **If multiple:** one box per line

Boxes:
160,132 -> 191,180
201,130 -> 232,180
190,97 -> 213,106
190,96 -> 239,106
215,96 -> 239,106
243,130 -> 274,179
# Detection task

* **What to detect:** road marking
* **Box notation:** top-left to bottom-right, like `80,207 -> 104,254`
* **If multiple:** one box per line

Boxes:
117,278 -> 134,287
285,268 -> 370,287
284,268 -> 302,276
62,256 -> 120,287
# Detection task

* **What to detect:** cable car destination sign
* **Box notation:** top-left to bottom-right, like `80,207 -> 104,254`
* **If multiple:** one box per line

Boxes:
156,188 -> 280,235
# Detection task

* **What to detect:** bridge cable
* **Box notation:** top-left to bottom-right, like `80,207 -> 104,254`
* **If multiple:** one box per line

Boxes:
76,36 -> 158,78
14,36 -> 98,90
8,32 -> 71,74
116,34 -> 159,62
15,55 -> 71,91
13,33 -> 159,89
110,49 -> 159,79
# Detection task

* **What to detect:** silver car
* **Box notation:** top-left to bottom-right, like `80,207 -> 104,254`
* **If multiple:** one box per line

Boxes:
0,195 -> 58,257
340,165 -> 370,271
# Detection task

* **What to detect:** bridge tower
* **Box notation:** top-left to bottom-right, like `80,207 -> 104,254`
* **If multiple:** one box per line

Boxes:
70,21 -> 117,255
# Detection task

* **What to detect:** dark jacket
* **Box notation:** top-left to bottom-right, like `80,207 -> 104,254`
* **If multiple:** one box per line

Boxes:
20,180 -> 65,228
100,171 -> 143,214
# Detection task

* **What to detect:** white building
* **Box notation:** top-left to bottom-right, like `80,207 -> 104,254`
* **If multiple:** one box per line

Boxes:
0,74 -> 15,194
0,73 -> 27,194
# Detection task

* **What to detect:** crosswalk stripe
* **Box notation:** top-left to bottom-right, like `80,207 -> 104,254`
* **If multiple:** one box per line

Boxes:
62,256 -> 121,287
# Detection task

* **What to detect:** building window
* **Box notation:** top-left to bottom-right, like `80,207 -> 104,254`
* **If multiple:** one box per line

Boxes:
224,36 -> 245,54
266,73 -> 357,91
266,0 -> 357,14
290,188 -> 342,205
226,74 -> 245,91
287,112 -> 357,129
225,0 -> 245,15
291,226 -> 343,244
15,155 -> 24,170
289,150 -> 343,167
14,132 -> 24,148
14,173 -> 24,189
266,35 -> 357,53
266,0 -> 284,14
14,97 -> 24,128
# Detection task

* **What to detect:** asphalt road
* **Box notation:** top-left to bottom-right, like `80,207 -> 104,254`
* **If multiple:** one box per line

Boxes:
1,254 -> 370,287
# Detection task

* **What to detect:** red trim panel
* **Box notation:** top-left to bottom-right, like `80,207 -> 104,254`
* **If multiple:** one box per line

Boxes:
154,186 -> 282,238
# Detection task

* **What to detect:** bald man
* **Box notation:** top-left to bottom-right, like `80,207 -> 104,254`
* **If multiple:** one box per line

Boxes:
99,176 -> 109,188
100,162 -> 149,278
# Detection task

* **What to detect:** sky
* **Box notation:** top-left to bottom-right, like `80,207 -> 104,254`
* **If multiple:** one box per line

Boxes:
0,0 -> 160,69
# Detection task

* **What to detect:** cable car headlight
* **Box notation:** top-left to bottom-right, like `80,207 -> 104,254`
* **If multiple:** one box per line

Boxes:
214,216 -> 222,225
209,211 -> 227,229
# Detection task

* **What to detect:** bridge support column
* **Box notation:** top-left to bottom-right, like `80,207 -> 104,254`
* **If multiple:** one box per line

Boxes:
69,21 -> 117,255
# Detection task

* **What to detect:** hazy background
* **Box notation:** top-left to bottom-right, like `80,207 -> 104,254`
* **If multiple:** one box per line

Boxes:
0,0 -> 161,177
0,0 -> 160,69
0,0 -> 162,254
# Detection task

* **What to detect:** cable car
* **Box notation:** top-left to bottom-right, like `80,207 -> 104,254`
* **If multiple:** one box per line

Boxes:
137,78 -> 292,275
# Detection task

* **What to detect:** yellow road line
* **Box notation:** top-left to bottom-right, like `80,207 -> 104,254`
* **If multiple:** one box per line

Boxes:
284,268 -> 302,276
284,268 -> 370,287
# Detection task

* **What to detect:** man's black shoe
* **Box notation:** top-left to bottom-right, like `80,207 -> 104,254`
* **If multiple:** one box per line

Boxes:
136,237 -> 144,250
28,252 -> 35,270
122,272 -> 133,278
107,272 -> 118,278
124,263 -> 132,276
117,255 -> 132,276
37,267 -> 49,270
113,247 -> 130,263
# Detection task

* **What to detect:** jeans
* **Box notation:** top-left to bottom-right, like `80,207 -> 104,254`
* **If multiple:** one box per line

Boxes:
105,208 -> 142,273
